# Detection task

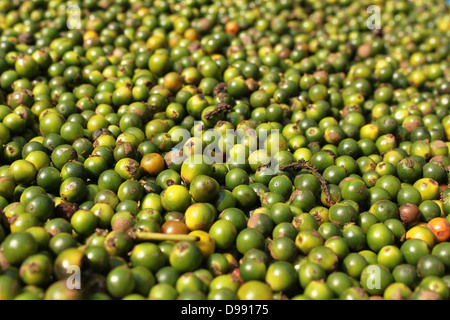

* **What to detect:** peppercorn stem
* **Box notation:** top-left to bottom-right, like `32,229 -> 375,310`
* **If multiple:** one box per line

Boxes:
134,231 -> 200,242
279,159 -> 333,205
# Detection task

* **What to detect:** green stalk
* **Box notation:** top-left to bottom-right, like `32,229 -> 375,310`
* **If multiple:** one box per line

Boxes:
134,231 -> 200,242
